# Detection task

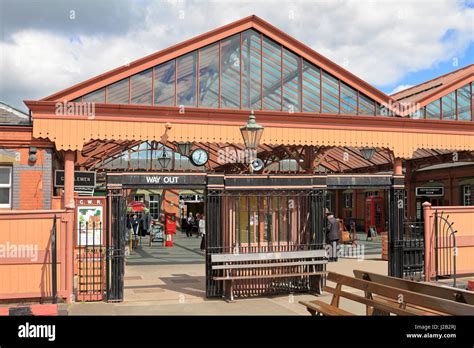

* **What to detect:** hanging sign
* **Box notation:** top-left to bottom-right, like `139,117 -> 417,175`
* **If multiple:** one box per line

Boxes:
416,187 -> 444,197
54,170 -> 96,188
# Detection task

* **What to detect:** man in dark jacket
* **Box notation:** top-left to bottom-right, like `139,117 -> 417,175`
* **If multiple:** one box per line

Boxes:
326,211 -> 340,262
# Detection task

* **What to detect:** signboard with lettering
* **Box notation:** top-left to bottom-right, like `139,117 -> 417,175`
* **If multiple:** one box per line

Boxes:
54,170 -> 96,188
416,187 -> 444,197
179,194 -> 205,202
106,173 -> 207,188
75,198 -> 105,246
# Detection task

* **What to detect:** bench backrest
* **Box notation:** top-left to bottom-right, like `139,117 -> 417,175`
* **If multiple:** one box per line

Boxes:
327,272 -> 474,316
353,269 -> 474,305
211,249 -> 327,263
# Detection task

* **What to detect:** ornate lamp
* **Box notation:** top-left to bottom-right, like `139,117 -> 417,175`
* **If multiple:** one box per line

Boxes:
360,148 -> 376,161
157,149 -> 172,169
240,110 -> 264,150
175,142 -> 193,157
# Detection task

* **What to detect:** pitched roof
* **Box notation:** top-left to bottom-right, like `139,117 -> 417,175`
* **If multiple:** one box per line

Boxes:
0,102 -> 31,125
40,15 -> 392,107
391,64 -> 473,105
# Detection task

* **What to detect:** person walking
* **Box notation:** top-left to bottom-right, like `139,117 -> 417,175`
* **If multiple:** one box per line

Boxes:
199,215 -> 206,251
129,214 -> 140,249
186,212 -> 194,237
326,210 -> 340,262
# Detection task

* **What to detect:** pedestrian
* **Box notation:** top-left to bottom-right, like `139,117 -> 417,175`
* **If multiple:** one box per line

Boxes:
186,212 -> 194,237
194,213 -> 201,238
326,210 -> 340,262
130,214 -> 140,248
199,215 -> 206,251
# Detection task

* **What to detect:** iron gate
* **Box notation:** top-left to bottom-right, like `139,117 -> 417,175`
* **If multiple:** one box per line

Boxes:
106,190 -> 127,302
205,189 -> 326,298
434,212 -> 458,287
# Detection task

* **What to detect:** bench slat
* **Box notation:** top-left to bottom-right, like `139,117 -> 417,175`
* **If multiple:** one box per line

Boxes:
213,271 -> 326,281
324,285 -> 417,316
299,300 -> 353,316
210,250 -> 327,263
327,272 -> 474,316
212,260 -> 327,270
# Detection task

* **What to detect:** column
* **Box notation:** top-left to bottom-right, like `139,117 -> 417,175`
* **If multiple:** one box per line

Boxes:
63,150 -> 76,209
389,157 -> 405,277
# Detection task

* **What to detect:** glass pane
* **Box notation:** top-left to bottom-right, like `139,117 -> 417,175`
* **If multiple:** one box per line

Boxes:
0,188 -> 9,204
220,34 -> 241,108
457,83 -> 471,121
410,108 -> 424,119
442,91 -> 456,120
321,71 -> 339,113
131,69 -> 152,105
242,30 -> 261,110
282,48 -> 300,112
262,36 -> 282,110
426,99 -> 441,119
358,93 -> 375,115
154,60 -> 176,106
302,61 -> 320,112
71,96 -> 83,103
376,103 -> 393,116
83,88 -> 105,103
177,52 -> 197,106
199,43 -> 219,108
0,168 -> 10,184
107,78 -> 130,104
340,82 -> 357,114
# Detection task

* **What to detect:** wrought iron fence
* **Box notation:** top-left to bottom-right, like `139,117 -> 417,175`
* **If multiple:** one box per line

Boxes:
434,212 -> 458,287
206,189 -> 326,298
393,221 -> 425,280
75,221 -> 105,302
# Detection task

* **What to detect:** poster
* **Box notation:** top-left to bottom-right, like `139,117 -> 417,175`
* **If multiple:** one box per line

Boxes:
77,206 -> 103,246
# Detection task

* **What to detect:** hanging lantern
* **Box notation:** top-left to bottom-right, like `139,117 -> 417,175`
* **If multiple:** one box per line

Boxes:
240,110 -> 264,149
360,148 -> 376,161
157,149 -> 171,168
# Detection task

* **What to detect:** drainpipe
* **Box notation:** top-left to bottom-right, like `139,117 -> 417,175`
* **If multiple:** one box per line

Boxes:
422,201 -> 432,282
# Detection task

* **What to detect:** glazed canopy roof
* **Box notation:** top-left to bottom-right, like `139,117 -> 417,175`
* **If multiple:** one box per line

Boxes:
26,15 -> 474,157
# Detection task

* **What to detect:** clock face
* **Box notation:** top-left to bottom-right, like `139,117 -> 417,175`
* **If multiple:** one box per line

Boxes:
251,158 -> 264,171
190,149 -> 208,166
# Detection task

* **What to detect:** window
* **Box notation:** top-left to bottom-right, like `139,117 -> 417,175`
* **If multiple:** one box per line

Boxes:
340,82 -> 357,114
343,192 -> 353,209
302,61 -> 321,112
457,83 -> 471,121
426,99 -> 441,119
154,60 -> 176,106
0,167 -> 12,208
442,91 -> 456,120
199,43 -> 220,107
132,195 -> 144,202
241,30 -> 262,110
149,194 -> 161,219
177,52 -> 197,106
107,78 -> 130,104
262,37 -> 282,110
463,185 -> 472,206
83,88 -> 105,103
220,34 -> 241,108
321,71 -> 339,113
282,48 -> 300,112
131,69 -> 152,105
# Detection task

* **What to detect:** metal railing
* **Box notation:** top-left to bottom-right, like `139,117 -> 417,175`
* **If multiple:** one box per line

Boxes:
434,212 -> 458,287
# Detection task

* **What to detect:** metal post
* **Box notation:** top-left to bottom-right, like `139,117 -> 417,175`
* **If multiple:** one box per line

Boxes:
51,214 -> 57,304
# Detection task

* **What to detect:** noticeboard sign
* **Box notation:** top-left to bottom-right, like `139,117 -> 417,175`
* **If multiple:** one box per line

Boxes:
54,170 -> 96,188
416,187 -> 444,197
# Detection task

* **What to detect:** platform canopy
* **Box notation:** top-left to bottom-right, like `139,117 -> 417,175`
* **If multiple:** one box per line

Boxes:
25,15 -> 474,159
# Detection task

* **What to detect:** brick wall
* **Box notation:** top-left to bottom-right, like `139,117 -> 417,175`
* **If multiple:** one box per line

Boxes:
7,147 -> 52,210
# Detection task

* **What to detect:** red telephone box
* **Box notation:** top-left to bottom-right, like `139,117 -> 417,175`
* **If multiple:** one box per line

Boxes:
365,196 -> 385,234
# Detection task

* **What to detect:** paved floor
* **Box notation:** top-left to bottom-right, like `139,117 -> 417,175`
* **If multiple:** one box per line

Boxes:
68,231 -> 387,315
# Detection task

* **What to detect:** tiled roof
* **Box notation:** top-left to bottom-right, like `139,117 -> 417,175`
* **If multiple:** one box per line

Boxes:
0,102 -> 31,125
390,64 -> 473,104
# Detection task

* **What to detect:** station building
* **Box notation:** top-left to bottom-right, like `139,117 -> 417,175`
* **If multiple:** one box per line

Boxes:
0,15 -> 473,303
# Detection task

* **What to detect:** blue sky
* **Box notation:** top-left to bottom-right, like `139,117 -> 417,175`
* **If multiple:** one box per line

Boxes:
0,0 -> 473,111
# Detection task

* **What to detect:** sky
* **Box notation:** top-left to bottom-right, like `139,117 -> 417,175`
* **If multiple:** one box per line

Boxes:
0,0 -> 473,112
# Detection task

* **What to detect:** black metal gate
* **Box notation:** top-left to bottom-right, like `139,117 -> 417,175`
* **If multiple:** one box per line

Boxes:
106,190 -> 127,302
205,189 -> 326,298
434,212 -> 458,287
389,188 -> 425,280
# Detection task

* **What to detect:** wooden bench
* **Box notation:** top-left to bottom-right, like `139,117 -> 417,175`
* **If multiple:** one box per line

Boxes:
299,272 -> 474,316
211,250 -> 328,301
353,269 -> 474,315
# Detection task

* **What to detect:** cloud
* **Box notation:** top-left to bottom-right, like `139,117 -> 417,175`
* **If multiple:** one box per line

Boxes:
1,0 -> 473,111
